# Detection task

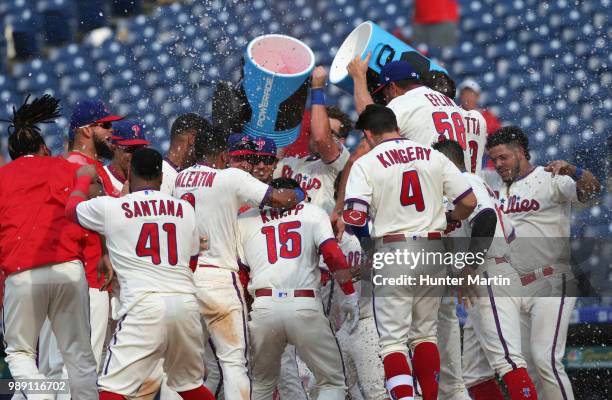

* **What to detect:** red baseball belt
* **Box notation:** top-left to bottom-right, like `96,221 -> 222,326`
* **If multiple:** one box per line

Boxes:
198,264 -> 220,268
382,232 -> 442,244
493,256 -> 509,265
520,266 -> 554,286
254,288 -> 316,298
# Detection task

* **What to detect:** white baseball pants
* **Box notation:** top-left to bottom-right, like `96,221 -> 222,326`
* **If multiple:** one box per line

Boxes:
436,301 -> 470,400
248,291 -> 346,400
372,239 -> 445,358
2,261 -> 98,400
194,268 -> 251,400
520,273 -> 575,400
336,316 -> 387,400
98,293 -> 205,396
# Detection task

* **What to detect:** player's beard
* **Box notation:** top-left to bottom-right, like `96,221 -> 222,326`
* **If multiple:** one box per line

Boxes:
502,163 -> 522,183
94,135 -> 114,160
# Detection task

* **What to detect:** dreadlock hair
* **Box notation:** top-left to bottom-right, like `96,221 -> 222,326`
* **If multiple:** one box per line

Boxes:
2,94 -> 60,160
486,126 -> 531,161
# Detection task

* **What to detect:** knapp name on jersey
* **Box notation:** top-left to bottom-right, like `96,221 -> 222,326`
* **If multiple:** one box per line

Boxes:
260,203 -> 305,223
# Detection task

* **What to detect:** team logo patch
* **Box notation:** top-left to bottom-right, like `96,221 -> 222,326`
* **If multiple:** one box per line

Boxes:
253,137 -> 266,151
131,124 -> 141,134
342,209 -> 367,227
522,387 -> 531,397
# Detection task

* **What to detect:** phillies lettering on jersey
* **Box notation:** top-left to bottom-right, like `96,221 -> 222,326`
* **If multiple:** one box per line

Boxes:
487,166 -> 577,273
344,138 -> 472,238
75,190 -> 199,317
274,146 -> 349,215
280,165 -> 322,191
499,195 -> 541,214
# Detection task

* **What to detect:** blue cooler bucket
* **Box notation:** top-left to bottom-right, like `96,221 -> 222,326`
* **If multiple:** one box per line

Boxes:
242,34 -> 315,147
330,21 -> 448,94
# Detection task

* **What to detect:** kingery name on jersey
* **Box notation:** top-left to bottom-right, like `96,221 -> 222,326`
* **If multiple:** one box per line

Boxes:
260,203 -> 304,223
121,199 -> 185,219
376,146 -> 431,168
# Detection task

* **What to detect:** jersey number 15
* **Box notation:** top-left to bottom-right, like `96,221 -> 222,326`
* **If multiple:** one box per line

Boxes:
261,221 -> 302,264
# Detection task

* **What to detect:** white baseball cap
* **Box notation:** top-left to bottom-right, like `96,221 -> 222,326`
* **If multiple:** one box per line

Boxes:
458,79 -> 481,94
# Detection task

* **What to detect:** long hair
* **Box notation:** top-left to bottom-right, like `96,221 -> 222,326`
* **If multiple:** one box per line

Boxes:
1,94 -> 61,160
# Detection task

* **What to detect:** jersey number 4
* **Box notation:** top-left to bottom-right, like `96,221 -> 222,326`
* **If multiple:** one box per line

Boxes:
432,111 -> 466,149
400,170 -> 425,211
261,221 -> 302,264
136,223 -> 178,265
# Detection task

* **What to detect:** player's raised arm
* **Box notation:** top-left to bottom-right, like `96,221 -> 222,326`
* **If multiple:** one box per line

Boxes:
347,52 -> 374,114
544,159 -> 601,202
332,136 -> 373,238
310,66 -> 343,163
65,164 -> 99,223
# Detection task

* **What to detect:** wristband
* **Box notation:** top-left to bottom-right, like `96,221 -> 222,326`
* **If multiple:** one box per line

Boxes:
294,188 -> 306,203
573,166 -> 584,181
73,175 -> 93,196
311,88 -> 326,106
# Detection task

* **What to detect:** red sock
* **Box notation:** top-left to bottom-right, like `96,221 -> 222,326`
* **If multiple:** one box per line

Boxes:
468,378 -> 505,400
179,386 -> 216,400
411,342 -> 440,400
502,367 -> 537,400
383,352 -> 413,400
100,392 -> 125,400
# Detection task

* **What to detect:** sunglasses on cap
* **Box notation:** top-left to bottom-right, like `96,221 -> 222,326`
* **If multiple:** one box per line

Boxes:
79,121 -> 113,130
118,145 -> 146,154
230,154 -> 258,164
255,155 -> 277,165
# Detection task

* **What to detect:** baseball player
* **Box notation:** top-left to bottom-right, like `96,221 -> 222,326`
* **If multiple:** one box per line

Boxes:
274,67 -> 351,216
0,95 -> 98,399
236,177 -> 359,400
202,133 -> 259,398
333,58 -> 477,238
334,231 -> 388,400
104,120 -> 150,193
161,113 -> 210,194
343,105 -> 476,400
485,126 -> 600,400
173,128 -> 307,400
37,99 -> 125,380
420,70 -> 488,174
65,147 -> 215,400
418,70 -> 488,400
227,133 -> 258,173
434,140 -> 538,400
